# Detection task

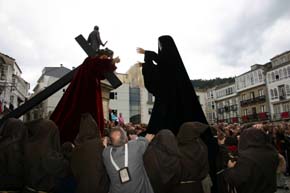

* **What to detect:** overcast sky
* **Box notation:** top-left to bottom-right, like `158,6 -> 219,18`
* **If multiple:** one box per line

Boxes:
1,0 -> 290,90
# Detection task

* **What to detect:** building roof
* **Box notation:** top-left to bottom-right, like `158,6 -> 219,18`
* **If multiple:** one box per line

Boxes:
0,52 -> 22,73
236,64 -> 266,78
0,52 -> 15,64
215,82 -> 235,90
267,60 -> 290,72
271,50 -> 290,60
42,66 -> 71,78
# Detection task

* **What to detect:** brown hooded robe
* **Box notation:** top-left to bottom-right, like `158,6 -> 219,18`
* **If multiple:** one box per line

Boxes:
71,113 -> 109,193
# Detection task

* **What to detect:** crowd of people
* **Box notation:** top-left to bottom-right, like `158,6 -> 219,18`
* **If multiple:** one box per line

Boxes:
0,114 -> 289,193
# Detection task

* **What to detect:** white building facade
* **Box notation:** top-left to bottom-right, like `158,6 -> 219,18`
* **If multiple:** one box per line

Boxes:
0,52 -> 30,118
109,73 -> 130,123
266,51 -> 290,121
26,66 -> 71,120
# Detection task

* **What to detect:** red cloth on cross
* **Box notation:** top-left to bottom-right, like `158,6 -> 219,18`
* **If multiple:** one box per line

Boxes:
50,56 -> 116,143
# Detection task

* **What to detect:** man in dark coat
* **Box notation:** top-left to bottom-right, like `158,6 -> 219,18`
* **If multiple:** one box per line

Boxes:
173,122 -> 211,193
137,35 -> 218,192
0,118 -> 27,192
144,129 -> 181,193
224,128 -> 279,193
71,113 -> 109,193
88,25 -> 105,52
23,119 -> 68,193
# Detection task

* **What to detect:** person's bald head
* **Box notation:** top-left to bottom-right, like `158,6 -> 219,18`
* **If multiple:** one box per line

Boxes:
110,127 -> 128,147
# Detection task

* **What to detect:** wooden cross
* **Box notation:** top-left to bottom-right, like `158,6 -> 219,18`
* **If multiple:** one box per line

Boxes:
0,35 -> 122,127
75,34 -> 122,89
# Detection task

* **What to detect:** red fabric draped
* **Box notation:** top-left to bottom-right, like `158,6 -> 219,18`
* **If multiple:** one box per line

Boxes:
50,56 -> 116,143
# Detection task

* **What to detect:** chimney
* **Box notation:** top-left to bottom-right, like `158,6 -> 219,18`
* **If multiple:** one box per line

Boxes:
60,64 -> 63,67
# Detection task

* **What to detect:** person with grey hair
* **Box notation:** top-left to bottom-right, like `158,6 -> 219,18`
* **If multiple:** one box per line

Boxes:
87,25 -> 105,52
102,127 -> 155,193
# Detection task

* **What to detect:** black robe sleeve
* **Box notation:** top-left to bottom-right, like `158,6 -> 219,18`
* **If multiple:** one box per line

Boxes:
223,157 -> 252,187
142,51 -> 161,96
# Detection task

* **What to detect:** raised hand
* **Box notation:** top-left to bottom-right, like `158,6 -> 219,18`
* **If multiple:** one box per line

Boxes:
136,47 -> 145,54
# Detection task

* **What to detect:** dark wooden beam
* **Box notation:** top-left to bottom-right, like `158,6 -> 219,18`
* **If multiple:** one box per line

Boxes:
0,67 -> 78,126
75,35 -> 122,89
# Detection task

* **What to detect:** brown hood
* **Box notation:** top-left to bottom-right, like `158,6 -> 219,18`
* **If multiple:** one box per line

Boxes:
177,122 -> 209,181
177,122 -> 208,143
74,113 -> 100,145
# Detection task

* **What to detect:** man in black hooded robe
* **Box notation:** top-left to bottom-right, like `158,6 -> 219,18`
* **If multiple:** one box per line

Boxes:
0,118 -> 27,192
137,35 -> 218,192
224,128 -> 279,193
71,113 -> 109,193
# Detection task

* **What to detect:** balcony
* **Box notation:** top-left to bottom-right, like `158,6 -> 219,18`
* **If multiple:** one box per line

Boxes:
273,112 -> 290,121
240,95 -> 266,107
218,105 -> 238,114
242,112 -> 270,123
281,111 -> 290,119
255,95 -> 266,102
217,117 -> 240,124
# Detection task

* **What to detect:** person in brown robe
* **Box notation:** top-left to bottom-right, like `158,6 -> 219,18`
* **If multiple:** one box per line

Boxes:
173,122 -> 210,193
71,113 -> 109,193
0,118 -> 27,191
224,128 -> 279,193
144,129 -> 181,193
23,119 -> 68,193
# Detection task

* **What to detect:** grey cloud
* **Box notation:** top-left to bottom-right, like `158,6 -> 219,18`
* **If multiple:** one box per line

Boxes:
217,0 -> 290,66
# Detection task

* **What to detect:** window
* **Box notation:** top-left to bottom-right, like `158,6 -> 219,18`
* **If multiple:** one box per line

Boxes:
243,109 -> 248,116
283,68 -> 287,78
274,88 -> 278,99
270,89 -> 274,99
288,66 -> 290,77
147,93 -> 154,104
267,74 -> 271,83
271,72 -> 275,82
110,92 -> 118,100
148,108 -> 153,115
286,85 -> 290,96
250,92 -> 255,99
260,105 -> 266,113
242,94 -> 247,101
279,69 -> 283,79
10,95 -> 14,104
258,89 -> 264,96
258,71 -> 263,82
273,104 -> 281,114
250,74 -> 254,85
282,103 -> 290,112
212,101 -> 215,109
275,71 -> 279,80
278,85 -> 286,100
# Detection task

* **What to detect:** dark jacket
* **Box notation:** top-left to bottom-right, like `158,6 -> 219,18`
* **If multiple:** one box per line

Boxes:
224,128 -> 279,193
144,130 -> 181,193
24,119 -> 67,192
0,118 -> 27,190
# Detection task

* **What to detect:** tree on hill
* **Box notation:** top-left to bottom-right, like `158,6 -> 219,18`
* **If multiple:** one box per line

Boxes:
191,77 -> 235,89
